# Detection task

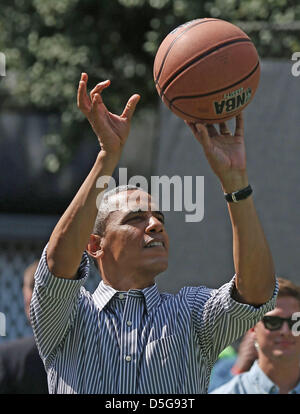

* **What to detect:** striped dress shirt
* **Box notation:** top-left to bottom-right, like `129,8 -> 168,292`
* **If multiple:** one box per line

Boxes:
30,246 -> 278,394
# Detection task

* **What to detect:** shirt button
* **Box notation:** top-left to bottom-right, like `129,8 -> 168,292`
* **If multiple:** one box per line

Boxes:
119,293 -> 124,299
125,355 -> 132,362
126,321 -> 132,326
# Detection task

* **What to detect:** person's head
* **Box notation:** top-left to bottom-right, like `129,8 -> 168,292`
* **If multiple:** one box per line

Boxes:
87,185 -> 169,291
23,260 -> 39,321
253,277 -> 300,364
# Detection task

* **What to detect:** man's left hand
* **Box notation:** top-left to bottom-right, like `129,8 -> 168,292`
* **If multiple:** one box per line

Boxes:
186,113 -> 248,192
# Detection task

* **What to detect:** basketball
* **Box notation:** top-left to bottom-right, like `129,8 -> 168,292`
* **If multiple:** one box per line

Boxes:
153,18 -> 260,123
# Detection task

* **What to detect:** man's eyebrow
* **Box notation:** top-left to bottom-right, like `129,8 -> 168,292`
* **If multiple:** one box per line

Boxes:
126,208 -> 145,214
122,209 -> 145,219
152,210 -> 165,220
124,209 -> 165,220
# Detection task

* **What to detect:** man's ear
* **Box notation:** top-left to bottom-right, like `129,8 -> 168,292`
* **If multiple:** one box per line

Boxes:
86,234 -> 104,259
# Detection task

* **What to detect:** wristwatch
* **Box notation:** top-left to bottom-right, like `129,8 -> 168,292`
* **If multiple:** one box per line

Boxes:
224,184 -> 253,203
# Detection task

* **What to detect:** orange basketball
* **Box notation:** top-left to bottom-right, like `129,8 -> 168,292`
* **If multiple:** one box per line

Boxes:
153,18 -> 260,123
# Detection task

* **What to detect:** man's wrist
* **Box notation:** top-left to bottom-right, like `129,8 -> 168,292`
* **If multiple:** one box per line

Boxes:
96,150 -> 120,171
220,171 -> 249,194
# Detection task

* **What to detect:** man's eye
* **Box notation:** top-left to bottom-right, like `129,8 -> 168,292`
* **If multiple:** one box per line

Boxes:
155,215 -> 165,224
124,213 -> 164,224
125,215 -> 143,223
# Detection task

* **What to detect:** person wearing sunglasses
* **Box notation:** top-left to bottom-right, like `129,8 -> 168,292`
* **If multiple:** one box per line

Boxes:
211,277 -> 300,394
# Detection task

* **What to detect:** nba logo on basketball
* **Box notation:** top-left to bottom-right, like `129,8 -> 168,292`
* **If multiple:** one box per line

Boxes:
214,87 -> 252,116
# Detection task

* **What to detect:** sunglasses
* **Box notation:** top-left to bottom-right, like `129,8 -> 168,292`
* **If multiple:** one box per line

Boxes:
262,315 -> 296,331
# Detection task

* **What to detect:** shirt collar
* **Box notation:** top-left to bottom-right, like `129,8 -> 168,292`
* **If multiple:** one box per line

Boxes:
250,360 -> 300,394
141,283 -> 161,314
92,281 -> 117,312
92,280 -> 161,314
291,381 -> 300,394
289,381 -> 300,394
250,361 -> 278,394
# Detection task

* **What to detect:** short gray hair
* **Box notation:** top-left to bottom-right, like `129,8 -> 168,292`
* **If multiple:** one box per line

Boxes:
93,184 -> 148,236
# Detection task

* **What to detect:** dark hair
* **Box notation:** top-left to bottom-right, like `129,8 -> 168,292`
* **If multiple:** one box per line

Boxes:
277,277 -> 300,305
93,184 -> 149,236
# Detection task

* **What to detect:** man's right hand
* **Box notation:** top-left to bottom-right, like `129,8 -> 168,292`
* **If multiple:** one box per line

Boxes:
77,73 -> 140,163
47,74 -> 140,279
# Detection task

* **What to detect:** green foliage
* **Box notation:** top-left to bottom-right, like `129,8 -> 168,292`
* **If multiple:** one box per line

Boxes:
0,0 -> 299,171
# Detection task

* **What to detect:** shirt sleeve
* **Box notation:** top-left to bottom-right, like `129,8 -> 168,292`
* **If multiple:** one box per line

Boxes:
30,244 -> 90,369
187,276 -> 278,364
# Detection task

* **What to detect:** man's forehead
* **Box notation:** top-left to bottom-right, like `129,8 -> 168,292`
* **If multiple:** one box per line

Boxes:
107,189 -> 158,212
265,296 -> 300,316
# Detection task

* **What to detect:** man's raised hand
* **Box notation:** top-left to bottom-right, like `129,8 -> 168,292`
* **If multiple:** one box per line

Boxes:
77,72 -> 140,160
186,113 -> 248,192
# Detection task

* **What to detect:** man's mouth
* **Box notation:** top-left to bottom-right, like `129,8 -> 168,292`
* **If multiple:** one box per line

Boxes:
144,241 -> 164,248
275,340 -> 295,347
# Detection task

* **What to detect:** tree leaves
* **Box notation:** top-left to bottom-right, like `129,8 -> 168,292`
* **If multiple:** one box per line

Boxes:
0,0 -> 299,170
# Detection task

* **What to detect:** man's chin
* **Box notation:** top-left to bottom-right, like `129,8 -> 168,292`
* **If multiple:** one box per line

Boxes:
272,349 -> 297,360
142,259 -> 168,277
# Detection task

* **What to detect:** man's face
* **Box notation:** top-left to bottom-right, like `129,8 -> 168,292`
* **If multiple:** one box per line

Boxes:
254,296 -> 300,362
99,190 -> 169,284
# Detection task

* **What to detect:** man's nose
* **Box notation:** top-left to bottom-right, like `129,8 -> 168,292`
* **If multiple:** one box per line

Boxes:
279,321 -> 291,335
145,215 -> 163,233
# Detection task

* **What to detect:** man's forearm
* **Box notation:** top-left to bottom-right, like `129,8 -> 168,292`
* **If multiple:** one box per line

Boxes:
227,194 -> 275,306
47,151 -> 118,279
187,113 -> 275,305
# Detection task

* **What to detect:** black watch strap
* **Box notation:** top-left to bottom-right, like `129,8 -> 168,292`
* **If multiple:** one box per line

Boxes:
224,185 -> 253,203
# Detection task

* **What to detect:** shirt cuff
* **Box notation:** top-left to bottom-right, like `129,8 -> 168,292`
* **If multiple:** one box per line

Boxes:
34,244 -> 90,299
220,275 -> 279,320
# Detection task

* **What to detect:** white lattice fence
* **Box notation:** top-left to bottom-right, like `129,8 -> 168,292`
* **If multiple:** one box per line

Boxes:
0,239 -> 100,343
0,240 -> 43,342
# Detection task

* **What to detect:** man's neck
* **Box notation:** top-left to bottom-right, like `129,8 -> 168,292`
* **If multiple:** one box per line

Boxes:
101,277 -> 155,292
258,354 -> 300,393
99,263 -> 158,291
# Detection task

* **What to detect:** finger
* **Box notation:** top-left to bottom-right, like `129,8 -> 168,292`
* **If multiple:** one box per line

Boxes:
185,121 -> 199,141
77,73 -> 90,113
219,122 -> 231,136
235,112 -> 244,136
90,80 -> 111,104
91,93 -> 105,117
185,121 -> 198,135
121,94 -> 141,121
206,124 -> 219,137
195,123 -> 211,147
186,121 -> 210,148
81,72 -> 88,83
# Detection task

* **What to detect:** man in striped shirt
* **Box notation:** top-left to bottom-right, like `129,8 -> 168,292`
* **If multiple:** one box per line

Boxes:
30,73 -> 278,394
